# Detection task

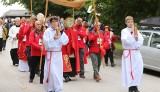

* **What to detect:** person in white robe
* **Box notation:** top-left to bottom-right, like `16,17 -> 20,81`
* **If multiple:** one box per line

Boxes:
43,16 -> 69,92
121,16 -> 144,92
8,17 -> 21,65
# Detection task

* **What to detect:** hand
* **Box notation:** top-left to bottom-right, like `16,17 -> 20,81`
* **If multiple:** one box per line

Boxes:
41,47 -> 44,51
134,35 -> 138,41
13,37 -> 17,40
54,34 -> 59,39
100,46 -> 103,49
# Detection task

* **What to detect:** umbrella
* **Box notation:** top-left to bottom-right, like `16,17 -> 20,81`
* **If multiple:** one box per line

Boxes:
49,0 -> 86,9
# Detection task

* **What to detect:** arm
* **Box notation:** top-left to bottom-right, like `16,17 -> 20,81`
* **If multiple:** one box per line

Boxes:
89,33 -> 98,41
8,26 -> 14,40
76,29 -> 86,38
23,25 -> 31,35
121,29 -> 135,44
43,29 -> 60,49
29,31 -> 41,50
59,32 -> 69,45
18,25 -> 25,41
135,31 -> 144,48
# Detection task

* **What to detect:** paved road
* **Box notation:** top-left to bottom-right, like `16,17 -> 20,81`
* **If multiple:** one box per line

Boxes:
0,42 -> 160,92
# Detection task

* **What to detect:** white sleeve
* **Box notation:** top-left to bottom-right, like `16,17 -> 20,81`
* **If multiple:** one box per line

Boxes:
43,30 -> 60,49
135,31 -> 144,48
59,32 -> 69,45
121,29 -> 135,44
8,27 -> 14,41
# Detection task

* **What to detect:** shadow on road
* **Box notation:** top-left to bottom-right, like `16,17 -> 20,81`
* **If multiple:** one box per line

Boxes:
144,68 -> 160,77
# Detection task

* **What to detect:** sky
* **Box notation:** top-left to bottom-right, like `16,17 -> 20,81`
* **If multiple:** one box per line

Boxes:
0,1 -> 25,17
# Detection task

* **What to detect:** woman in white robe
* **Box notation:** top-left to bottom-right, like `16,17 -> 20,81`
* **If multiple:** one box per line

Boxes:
43,16 -> 69,92
121,16 -> 144,92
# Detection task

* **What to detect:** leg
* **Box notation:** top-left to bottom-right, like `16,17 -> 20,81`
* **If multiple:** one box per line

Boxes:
109,49 -> 115,67
13,49 -> 19,65
79,48 -> 85,78
104,49 -> 109,66
40,56 -> 45,84
90,53 -> 99,80
26,46 -> 31,70
0,38 -> 3,52
2,40 -> 6,50
10,49 -> 15,65
29,56 -> 39,83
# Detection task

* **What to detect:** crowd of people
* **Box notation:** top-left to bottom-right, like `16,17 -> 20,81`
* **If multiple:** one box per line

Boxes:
0,14 -> 143,92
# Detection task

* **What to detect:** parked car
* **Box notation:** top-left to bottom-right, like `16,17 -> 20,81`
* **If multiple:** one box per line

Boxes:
139,30 -> 160,72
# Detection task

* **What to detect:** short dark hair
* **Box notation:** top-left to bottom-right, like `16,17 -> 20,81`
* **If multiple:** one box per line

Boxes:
49,16 -> 58,23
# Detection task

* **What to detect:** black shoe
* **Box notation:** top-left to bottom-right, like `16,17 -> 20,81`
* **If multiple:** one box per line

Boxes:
111,63 -> 116,67
3,48 -> 5,50
29,79 -> 33,83
40,81 -> 43,84
68,77 -> 71,81
133,86 -> 140,92
79,75 -> 85,78
64,77 -> 69,82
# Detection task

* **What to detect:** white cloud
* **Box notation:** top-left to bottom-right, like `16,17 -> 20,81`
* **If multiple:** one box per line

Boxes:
0,1 -> 26,17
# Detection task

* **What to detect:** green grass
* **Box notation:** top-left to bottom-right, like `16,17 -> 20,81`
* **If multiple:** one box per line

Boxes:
114,42 -> 123,50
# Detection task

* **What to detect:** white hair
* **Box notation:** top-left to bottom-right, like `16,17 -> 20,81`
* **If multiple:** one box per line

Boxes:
15,17 -> 20,21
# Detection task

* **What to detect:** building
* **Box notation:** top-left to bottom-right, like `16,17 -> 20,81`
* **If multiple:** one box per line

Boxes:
1,10 -> 31,18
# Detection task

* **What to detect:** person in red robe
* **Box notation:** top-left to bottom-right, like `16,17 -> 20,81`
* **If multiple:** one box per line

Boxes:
104,26 -> 117,67
62,27 -> 80,82
74,18 -> 87,78
23,16 -> 36,71
17,19 -> 29,71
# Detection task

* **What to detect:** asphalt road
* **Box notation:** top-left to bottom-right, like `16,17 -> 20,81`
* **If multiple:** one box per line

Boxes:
0,41 -> 159,92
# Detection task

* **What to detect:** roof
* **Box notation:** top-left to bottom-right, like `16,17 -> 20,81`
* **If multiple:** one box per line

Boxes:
1,10 -> 31,17
139,17 -> 160,27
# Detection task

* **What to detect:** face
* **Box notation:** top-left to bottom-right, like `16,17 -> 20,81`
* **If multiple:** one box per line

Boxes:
51,19 -> 58,29
15,19 -> 21,25
105,28 -> 109,31
125,19 -> 134,28
30,18 -> 36,24
77,19 -> 82,26
35,21 -> 42,31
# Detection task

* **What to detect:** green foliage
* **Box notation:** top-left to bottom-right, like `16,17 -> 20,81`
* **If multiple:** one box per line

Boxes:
1,0 -> 160,35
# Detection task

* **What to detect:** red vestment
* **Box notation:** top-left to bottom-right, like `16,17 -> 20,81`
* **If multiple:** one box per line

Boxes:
62,28 -> 80,74
17,24 -> 27,61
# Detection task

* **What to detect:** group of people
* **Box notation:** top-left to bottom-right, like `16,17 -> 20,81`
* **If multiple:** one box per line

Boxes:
0,14 -> 144,92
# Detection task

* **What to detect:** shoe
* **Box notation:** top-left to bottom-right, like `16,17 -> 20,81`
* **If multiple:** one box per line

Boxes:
3,48 -> 5,50
111,63 -> 116,67
40,81 -> 43,84
64,77 -> 69,82
79,75 -> 85,78
68,77 -> 71,81
105,63 -> 108,66
134,86 -> 140,92
29,79 -> 33,83
95,75 -> 101,82
93,75 -> 96,80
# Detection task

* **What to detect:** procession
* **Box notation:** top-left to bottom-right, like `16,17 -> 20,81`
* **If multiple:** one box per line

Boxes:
0,0 -> 160,92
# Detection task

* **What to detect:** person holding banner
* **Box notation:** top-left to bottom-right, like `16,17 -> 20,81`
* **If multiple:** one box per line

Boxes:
43,16 -> 69,92
88,22 -> 109,82
29,21 -> 46,84
121,16 -> 144,92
